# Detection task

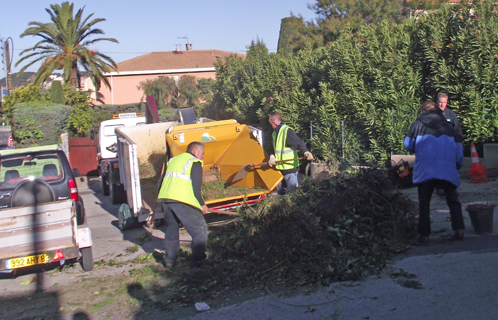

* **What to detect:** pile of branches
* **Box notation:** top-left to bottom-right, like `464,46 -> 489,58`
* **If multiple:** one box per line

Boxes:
173,168 -> 418,300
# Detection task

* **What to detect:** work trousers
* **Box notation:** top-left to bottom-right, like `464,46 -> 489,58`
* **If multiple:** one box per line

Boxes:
276,171 -> 299,195
417,179 -> 465,237
162,202 -> 207,265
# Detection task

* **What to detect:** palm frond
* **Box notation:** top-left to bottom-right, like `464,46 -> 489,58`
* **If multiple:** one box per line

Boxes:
17,1 -> 118,90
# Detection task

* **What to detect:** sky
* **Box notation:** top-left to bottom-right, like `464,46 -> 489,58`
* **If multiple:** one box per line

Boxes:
0,0 -> 316,74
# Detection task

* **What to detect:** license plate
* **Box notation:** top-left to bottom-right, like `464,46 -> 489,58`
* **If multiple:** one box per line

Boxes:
6,254 -> 50,269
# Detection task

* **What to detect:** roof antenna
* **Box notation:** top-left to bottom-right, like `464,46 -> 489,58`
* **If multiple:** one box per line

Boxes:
178,35 -> 192,51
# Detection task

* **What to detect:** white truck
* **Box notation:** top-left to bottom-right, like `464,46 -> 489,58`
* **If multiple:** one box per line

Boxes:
97,113 -> 146,204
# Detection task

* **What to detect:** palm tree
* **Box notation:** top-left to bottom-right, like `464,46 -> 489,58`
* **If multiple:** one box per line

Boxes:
16,2 -> 118,91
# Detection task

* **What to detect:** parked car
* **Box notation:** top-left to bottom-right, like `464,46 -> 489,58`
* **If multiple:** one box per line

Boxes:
0,145 -> 93,274
0,145 -> 85,225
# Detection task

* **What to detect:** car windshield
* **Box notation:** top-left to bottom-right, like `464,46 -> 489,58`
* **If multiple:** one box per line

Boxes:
0,153 -> 63,189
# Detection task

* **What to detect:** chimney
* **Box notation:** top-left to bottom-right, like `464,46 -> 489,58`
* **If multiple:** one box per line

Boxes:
186,43 -> 193,51
175,44 -> 181,52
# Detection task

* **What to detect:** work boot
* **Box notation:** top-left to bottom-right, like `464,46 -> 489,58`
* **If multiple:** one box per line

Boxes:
162,255 -> 178,270
452,229 -> 464,240
189,258 -> 205,268
417,235 -> 430,246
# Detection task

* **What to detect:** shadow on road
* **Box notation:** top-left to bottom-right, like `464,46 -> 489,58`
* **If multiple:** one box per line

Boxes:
85,176 -> 120,219
83,175 -> 168,259
395,233 -> 498,261
0,291 -> 62,319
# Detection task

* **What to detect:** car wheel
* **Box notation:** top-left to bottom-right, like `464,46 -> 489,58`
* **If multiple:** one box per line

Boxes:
76,198 -> 85,225
100,173 -> 109,196
80,247 -> 93,272
118,203 -> 137,231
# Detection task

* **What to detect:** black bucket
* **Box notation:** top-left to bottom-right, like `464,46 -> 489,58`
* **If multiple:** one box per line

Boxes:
465,202 -> 496,234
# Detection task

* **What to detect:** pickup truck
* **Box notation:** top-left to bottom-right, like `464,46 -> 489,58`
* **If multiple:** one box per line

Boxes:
0,145 -> 93,274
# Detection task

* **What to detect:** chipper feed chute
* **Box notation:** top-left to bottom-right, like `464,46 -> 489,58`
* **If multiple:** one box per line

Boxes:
166,120 -> 283,207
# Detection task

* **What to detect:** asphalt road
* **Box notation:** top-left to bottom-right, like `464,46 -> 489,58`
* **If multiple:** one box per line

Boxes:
80,176 -> 167,263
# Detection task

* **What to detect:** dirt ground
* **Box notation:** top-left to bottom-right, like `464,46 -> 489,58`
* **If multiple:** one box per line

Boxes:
1,173 -> 497,320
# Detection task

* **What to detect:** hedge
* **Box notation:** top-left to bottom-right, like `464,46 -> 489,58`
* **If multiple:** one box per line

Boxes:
12,102 -> 71,147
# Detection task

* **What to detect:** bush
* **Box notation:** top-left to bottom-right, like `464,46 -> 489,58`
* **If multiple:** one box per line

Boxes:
2,84 -> 49,119
13,102 -> 70,147
158,107 -> 179,122
92,103 -> 143,115
68,104 -> 96,137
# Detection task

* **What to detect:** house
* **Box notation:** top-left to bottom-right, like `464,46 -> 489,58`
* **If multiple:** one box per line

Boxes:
97,46 -> 244,105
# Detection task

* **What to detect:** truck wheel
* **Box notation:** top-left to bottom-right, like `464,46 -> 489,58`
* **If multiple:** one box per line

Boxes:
108,171 -> 125,205
80,247 -> 93,272
100,173 -> 109,196
110,182 -> 126,205
118,203 -> 137,231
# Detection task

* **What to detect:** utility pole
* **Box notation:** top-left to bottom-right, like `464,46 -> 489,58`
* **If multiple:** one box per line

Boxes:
5,38 -> 13,95
1,37 -> 13,95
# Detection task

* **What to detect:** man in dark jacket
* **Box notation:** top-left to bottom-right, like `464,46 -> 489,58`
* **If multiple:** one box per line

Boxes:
268,111 -> 313,195
404,101 -> 465,244
438,93 -> 464,142
436,93 -> 463,197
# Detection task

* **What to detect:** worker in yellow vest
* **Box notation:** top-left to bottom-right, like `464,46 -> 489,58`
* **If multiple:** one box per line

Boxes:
157,141 -> 209,268
268,111 -> 313,195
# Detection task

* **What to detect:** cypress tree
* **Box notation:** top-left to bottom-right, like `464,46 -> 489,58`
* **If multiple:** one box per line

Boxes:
51,80 -> 65,104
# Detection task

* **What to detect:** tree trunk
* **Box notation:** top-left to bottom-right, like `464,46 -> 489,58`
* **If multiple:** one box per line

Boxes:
69,65 -> 78,90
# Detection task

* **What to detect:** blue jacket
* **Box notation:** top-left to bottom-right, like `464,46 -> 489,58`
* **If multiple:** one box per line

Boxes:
403,110 -> 464,187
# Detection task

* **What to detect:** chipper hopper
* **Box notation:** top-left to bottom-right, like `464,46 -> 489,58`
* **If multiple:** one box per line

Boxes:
165,120 -> 283,209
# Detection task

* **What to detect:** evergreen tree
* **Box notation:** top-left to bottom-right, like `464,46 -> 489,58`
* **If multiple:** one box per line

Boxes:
278,16 -> 308,55
50,80 -> 65,104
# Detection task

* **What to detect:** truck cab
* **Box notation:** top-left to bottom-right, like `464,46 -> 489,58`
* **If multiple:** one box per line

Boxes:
98,113 -> 145,204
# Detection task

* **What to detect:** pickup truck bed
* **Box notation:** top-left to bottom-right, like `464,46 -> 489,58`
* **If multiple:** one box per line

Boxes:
0,200 -> 92,273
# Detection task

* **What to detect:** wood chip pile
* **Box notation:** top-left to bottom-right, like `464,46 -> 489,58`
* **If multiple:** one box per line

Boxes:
171,168 -> 419,302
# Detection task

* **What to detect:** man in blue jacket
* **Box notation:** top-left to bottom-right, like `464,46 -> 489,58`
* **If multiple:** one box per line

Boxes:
404,101 -> 465,244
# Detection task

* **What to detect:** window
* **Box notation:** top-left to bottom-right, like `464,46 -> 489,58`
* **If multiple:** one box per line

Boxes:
103,124 -> 124,136
0,153 -> 63,187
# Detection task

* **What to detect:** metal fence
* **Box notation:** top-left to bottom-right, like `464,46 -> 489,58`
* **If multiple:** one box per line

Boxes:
310,118 -> 398,167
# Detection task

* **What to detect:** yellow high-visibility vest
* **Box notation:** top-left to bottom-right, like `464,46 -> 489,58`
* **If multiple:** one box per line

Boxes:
157,152 -> 203,210
272,125 -> 298,170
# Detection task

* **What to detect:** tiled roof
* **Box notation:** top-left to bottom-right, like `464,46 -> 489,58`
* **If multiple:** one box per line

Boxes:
112,49 -> 244,73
